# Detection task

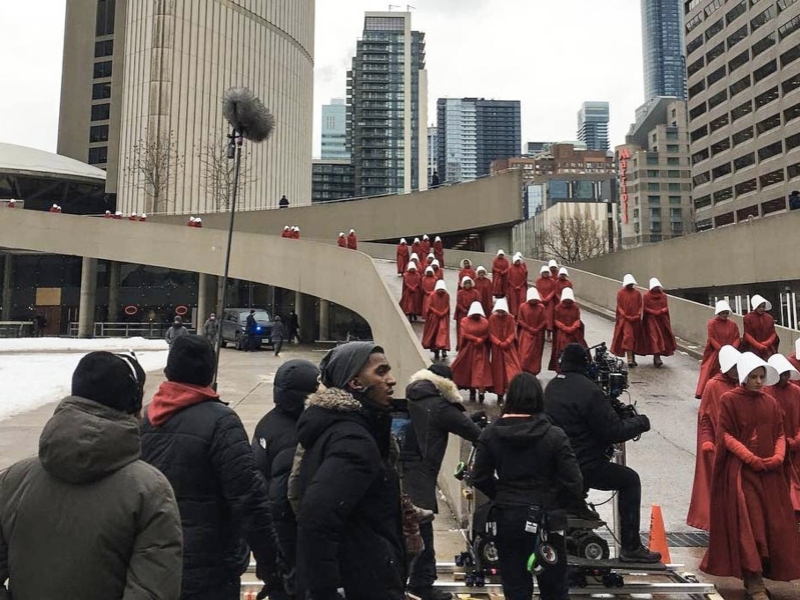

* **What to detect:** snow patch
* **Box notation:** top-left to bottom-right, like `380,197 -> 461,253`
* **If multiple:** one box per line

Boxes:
0,337 -> 167,354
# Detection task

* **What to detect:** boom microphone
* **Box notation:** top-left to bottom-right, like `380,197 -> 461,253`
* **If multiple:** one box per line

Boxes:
222,87 -> 275,142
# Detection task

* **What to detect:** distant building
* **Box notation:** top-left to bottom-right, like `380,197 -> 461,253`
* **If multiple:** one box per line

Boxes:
311,160 -> 355,204
321,99 -> 349,160
577,102 -> 610,152
427,126 -> 439,185
641,0 -> 686,101
525,141 -> 554,156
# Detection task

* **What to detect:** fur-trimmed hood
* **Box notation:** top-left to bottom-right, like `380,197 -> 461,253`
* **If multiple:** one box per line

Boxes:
305,386 -> 361,412
406,369 -> 462,403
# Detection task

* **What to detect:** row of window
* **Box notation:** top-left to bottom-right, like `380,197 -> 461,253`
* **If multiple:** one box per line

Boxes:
695,197 -> 790,227
694,157 -> 800,194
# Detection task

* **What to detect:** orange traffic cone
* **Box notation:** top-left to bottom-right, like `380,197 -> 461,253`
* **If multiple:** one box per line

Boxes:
648,503 -> 671,564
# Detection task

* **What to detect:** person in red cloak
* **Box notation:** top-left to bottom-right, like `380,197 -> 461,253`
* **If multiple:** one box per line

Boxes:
193,218 -> 203,228
139,213 -> 148,222
512,251 -> 528,281
420,234 -> 431,257
488,298 -> 521,404
336,232 -> 347,247
695,300 -> 742,399
767,354 -> 800,515
642,277 -> 677,368
346,228 -> 358,250
396,238 -> 409,276
506,254 -> 528,318
549,288 -> 587,373
411,237 -> 422,258
420,266 -> 438,322
433,236 -> 444,267
422,279 -> 451,360
491,250 -> 510,298
291,226 -> 301,239
547,259 -> 559,279
431,260 -> 444,281
452,301 -> 493,403
790,339 -> 800,385
282,225 -> 291,238
454,277 -> 480,349
535,265 -> 557,341
474,267 -> 494,316
103,210 -> 112,218
422,253 -> 435,275
687,346 -> 741,531
458,259 -> 477,290
517,288 -> 547,376
741,294 -> 779,360
700,353 -> 800,599
611,274 -> 643,368
49,204 -> 59,213
555,267 -> 573,301
400,262 -> 422,322
128,212 -> 138,221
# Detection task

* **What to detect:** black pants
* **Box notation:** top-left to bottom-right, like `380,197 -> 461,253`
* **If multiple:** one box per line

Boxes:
495,506 -> 569,600
274,339 -> 284,355
408,520 -> 437,589
582,461 -> 642,551
247,333 -> 258,351
181,578 -> 240,600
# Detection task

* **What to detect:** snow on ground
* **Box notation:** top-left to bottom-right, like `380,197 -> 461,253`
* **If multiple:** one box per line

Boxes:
0,338 -> 169,422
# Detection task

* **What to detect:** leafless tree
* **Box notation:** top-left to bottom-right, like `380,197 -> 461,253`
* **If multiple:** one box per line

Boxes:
125,131 -> 182,214
539,214 -> 609,264
198,132 -> 255,211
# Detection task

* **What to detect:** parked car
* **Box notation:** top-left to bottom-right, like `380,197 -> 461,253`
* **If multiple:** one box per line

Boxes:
220,307 -> 274,350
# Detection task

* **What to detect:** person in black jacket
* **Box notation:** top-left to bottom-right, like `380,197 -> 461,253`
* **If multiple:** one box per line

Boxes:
294,342 -> 405,600
544,343 -> 659,563
246,309 -> 259,351
473,372 -> 583,600
141,335 -> 280,600
404,364 -> 483,600
252,359 -> 321,600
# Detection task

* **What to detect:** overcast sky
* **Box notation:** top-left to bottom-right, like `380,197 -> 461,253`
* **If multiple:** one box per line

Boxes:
0,0 -> 645,157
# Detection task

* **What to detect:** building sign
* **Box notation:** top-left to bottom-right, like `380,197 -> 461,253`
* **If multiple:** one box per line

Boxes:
618,148 -> 630,224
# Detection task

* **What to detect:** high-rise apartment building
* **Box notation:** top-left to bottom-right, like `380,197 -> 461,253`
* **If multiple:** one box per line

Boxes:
312,159 -> 355,203
347,12 -> 428,197
427,126 -> 439,185
577,102 -> 611,152
685,0 -> 800,231
321,99 -> 350,160
437,98 -> 521,183
641,0 -> 687,101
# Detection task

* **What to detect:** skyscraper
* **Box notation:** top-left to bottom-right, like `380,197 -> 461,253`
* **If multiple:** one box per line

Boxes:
427,126 -> 439,185
641,0 -> 686,101
347,12 -> 428,197
577,102 -> 610,152
321,99 -> 350,160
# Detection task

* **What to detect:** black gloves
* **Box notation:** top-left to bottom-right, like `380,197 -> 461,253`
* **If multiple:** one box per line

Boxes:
636,414 -> 651,433
470,410 -> 488,426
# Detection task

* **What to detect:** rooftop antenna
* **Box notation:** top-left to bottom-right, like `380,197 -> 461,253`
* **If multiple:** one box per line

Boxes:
407,4 -> 416,9
388,4 -> 401,10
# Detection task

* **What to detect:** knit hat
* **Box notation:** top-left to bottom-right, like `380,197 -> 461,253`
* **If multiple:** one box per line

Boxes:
72,351 -> 146,414
428,363 -> 453,380
560,343 -> 590,370
165,335 -> 215,387
319,341 -> 384,389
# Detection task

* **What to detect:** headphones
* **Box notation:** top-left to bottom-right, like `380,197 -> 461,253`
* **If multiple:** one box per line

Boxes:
115,351 -> 145,407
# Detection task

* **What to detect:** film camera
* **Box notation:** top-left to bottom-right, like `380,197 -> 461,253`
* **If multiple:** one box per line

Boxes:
586,342 -> 629,400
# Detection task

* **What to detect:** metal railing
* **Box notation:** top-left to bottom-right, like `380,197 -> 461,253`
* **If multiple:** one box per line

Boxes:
0,321 -> 33,338
67,322 -> 197,339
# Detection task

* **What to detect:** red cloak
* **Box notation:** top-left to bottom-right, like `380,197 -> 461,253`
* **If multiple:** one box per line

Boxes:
641,290 -> 677,356
549,301 -> 587,373
346,233 -> 358,250
291,230 -> 300,239
433,240 -> 444,266
767,382 -> 800,511
492,256 -> 510,297
790,352 -> 800,388
454,288 -> 480,348
695,318 -> 741,398
337,236 -> 347,248
555,278 -> 573,301
458,268 -> 477,289
506,264 -> 528,318
411,241 -> 422,257
452,316 -> 493,390
741,311 -> 779,360
517,300 -> 547,376
432,267 -> 444,281
400,271 -> 423,316
610,287 -> 643,356
420,274 -> 437,320
396,244 -> 409,275
488,312 -> 521,397
700,387 -> 800,581
474,277 -> 494,316
535,276 -> 557,330
420,239 -> 431,257
281,229 -> 290,238
687,373 -> 737,531
422,290 -> 451,351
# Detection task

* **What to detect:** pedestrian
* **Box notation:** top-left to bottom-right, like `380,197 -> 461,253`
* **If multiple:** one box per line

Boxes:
0,351 -> 183,600
400,262 -> 423,321
454,277 -> 480,349
695,300 -> 741,399
555,267 -> 573,301
700,352 -> 800,599
535,265 -> 557,341
506,254 -> 528,318
246,309 -> 259,351
491,249 -> 510,298
472,372 -> 583,600
397,238 -> 410,276
611,274 -> 644,368
287,311 -> 300,344
347,228 -> 358,250
141,335 -> 281,599
272,315 -> 286,357
548,288 -> 586,373
291,226 -> 301,240
279,195 -> 289,208
433,235 -> 444,267
337,232 -> 347,248
33,314 -> 47,337
766,354 -> 800,514
741,294 -> 779,360
489,298 -> 521,405
404,364 -> 483,600
420,234 -> 431,257
420,266 -> 437,320
411,237 -> 423,258
457,259 -> 477,290
474,266 -> 493,316
517,287 -> 547,376
203,312 -> 219,345
422,279 -> 451,360
431,259 -> 444,281
641,278 -> 677,368
294,342 -> 405,600
165,315 -> 188,348
452,302 -> 493,402
423,252 -> 435,275
252,360 -> 321,600
282,225 -> 291,238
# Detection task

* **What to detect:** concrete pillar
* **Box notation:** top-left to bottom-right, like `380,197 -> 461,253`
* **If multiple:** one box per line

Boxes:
78,257 -> 98,338
319,299 -> 330,341
482,228 -> 513,255
107,261 -> 120,322
1,254 -> 13,319
215,275 -> 226,318
295,291 -> 317,342
197,273 -> 210,328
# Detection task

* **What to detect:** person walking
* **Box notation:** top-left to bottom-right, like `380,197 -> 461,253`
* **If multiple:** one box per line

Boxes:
488,298 -> 521,405
165,315 -> 189,348
451,302 -> 493,403
272,316 -> 286,357
203,313 -> 219,345
287,311 -> 300,344
517,288 -> 547,376
611,274 -> 643,368
695,300 -> 741,399
741,294 -> 779,360
641,278 -> 677,368
246,309 -> 259,351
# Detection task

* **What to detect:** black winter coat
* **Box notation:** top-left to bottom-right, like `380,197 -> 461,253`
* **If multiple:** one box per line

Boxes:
544,367 -> 646,470
472,413 -> 583,510
295,388 -> 405,600
403,369 -> 482,511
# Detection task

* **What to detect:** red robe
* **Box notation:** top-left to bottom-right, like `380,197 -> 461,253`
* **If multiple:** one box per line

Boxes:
641,290 -> 677,356
549,266 -> 558,278
396,243 -> 409,275
549,301 -> 587,373
517,300 -> 547,376
420,239 -> 431,257
610,288 -> 643,356
555,278 -> 573,301
458,268 -> 477,289
422,290 -> 450,351
535,276 -> 557,331
400,271 -> 422,316
281,229 -> 290,238
695,318 -> 741,398
420,274 -> 437,320
700,387 -> 800,581
452,316 -> 493,390
433,240 -> 444,267
506,264 -> 528,318
790,352 -> 800,388
337,236 -> 347,248
411,240 -> 422,258
474,276 -> 493,316
767,382 -> 800,511
488,312 -> 521,396
687,373 -> 737,531
741,311 -> 779,360
347,233 -> 358,250
492,256 -> 510,297
454,288 -> 480,348
291,230 -> 300,239
432,267 -> 444,281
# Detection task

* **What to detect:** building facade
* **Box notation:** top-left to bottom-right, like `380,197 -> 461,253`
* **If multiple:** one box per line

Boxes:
311,159 -> 355,203
642,0 -> 687,101
347,12 -> 428,197
615,97 -> 693,248
321,99 -> 350,160
577,101 -> 611,152
525,141 -> 554,155
427,126 -> 439,185
685,0 -> 800,230
57,0 -> 315,215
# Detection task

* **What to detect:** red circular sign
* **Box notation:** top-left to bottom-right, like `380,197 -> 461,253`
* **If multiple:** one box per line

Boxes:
175,305 -> 188,316
124,305 -> 138,316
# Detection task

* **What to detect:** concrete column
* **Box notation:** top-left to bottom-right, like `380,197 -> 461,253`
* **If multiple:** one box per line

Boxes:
197,273 -> 210,328
295,291 -> 317,342
319,299 -> 330,341
482,228 -> 513,255
1,254 -> 13,319
107,261 -> 120,322
215,275 -> 226,317
78,257 -> 98,338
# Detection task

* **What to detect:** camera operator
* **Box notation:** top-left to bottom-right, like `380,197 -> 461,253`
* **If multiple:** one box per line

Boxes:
544,343 -> 659,563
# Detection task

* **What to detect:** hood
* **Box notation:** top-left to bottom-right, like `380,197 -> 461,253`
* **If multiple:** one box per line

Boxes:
526,287 -> 541,302
622,273 -> 637,287
492,414 -> 552,447
274,359 -> 321,417
296,387 -> 365,448
736,352 -> 780,385
407,369 -> 461,403
750,294 -> 772,311
715,300 -> 732,315
493,297 -> 510,313
148,380 -> 220,426
39,396 -> 141,484
767,354 -> 800,380
649,277 -> 663,291
468,301 -> 485,317
434,279 -> 447,292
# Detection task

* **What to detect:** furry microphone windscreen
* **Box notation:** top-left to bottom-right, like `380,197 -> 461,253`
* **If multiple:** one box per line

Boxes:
222,87 -> 275,142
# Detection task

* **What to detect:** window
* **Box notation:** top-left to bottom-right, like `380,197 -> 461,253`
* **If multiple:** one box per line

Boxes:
687,13 -> 704,33
712,137 -> 732,155
694,194 -> 712,209
760,168 -> 785,188
713,162 -> 732,178
729,74 -> 751,97
670,207 -> 683,222
714,188 -> 733,203
732,126 -> 755,146
95,0 -> 116,36
706,41 -> 725,64
714,212 -> 735,227
781,44 -> 800,68
90,103 -> 110,121
706,17 -> 725,40
789,161 -> 800,179
689,80 -> 706,97
779,15 -> 800,39
92,82 -> 111,100
647,169 -> 660,177
753,59 -> 777,83
705,0 -> 724,15
667,157 -> 680,165
667,144 -> 680,153
687,0 -> 702,11
752,33 -> 776,57
88,146 -> 108,164
692,148 -> 710,164
708,89 -> 728,110
94,40 -> 113,58
694,171 -> 711,186
785,101 -> 800,122
670,196 -> 683,205
728,49 -> 750,73
734,152 -> 756,170
787,131 -> 800,151
690,102 -> 708,120
754,86 -> 779,109
688,56 -> 705,77
691,125 -> 708,142
756,113 -> 781,134
727,24 -> 749,50
779,0 -> 799,11
89,125 -> 109,143
762,197 -> 787,215
669,182 -> 682,191
727,0 -> 747,23
93,61 -> 112,79
687,35 -> 704,56
731,100 -> 753,121
666,129 -> 679,141
751,5 -> 776,32
783,73 -> 800,95
667,170 -> 681,178
735,178 -> 758,194
736,205 -> 761,221
648,182 -> 661,191
647,154 -> 659,165
648,195 -> 661,204
707,65 -> 727,86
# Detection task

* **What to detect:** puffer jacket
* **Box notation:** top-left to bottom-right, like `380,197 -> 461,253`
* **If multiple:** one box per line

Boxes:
0,396 -> 182,600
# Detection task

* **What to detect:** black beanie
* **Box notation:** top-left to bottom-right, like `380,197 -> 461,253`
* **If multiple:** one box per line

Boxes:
428,363 -> 453,380
165,335 -> 215,386
72,351 -> 146,414
561,343 -> 590,370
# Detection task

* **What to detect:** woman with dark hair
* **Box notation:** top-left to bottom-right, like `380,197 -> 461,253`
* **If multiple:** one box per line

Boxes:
472,372 -> 583,600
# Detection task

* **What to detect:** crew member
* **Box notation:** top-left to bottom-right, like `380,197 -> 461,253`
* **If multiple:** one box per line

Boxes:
741,294 -> 779,360
695,300 -> 741,399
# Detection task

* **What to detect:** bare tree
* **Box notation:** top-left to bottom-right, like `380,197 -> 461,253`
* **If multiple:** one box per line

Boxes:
198,132 -> 254,211
539,214 -> 609,264
125,130 -> 182,214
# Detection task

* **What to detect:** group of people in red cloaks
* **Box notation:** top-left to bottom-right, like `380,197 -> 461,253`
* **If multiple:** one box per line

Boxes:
336,229 -> 358,250
280,225 -> 301,239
